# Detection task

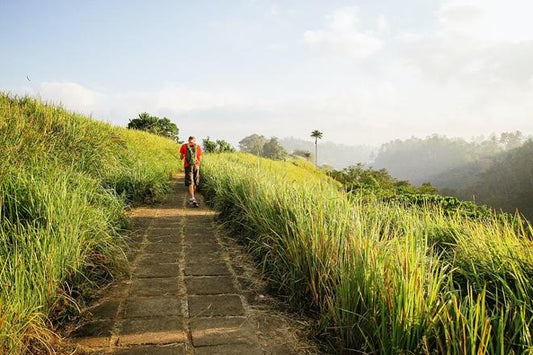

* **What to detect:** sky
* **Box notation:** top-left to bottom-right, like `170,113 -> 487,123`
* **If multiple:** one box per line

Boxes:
1,0 -> 533,147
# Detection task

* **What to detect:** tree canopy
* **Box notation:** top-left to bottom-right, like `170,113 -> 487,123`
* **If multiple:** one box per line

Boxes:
311,130 -> 323,165
262,137 -> 287,160
127,112 -> 179,142
373,132 -> 524,185
238,134 -> 287,160
202,137 -> 236,153
238,134 -> 268,155
373,131 -> 532,220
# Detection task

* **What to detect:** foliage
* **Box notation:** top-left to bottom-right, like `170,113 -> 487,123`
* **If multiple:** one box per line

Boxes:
238,134 -> 286,160
238,133 -> 267,155
327,164 -> 497,220
262,137 -> 287,160
202,136 -> 236,153
0,94 -> 179,353
202,152 -> 533,354
310,129 -> 323,141
373,132 -> 524,184
375,133 -> 533,220
127,112 -> 179,142
374,132 -> 533,220
465,139 -> 533,220
310,130 -> 323,165
329,163 -> 407,193
203,136 -> 217,153
328,163 -> 437,194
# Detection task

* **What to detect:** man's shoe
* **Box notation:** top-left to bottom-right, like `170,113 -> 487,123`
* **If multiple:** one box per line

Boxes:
192,200 -> 200,208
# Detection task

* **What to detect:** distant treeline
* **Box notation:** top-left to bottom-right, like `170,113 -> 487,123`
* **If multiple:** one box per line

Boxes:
327,164 -> 494,220
372,131 -> 533,219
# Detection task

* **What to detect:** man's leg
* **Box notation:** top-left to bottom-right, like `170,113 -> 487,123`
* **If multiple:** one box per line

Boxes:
191,166 -> 200,207
185,166 -> 196,201
193,168 -> 197,192
188,183 -> 195,199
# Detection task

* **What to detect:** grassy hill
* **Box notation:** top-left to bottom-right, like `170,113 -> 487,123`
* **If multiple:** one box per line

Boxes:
0,94 -> 180,353
202,152 -> 533,353
2,94 -> 533,353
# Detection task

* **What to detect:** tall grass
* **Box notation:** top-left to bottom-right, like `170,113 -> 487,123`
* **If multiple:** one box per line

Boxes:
201,152 -> 533,353
0,93 -> 180,353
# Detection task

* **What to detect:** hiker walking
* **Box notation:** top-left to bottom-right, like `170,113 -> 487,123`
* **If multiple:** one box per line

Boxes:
180,136 -> 203,207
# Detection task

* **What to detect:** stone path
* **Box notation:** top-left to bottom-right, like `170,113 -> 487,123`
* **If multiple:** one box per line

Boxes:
69,174 -> 267,354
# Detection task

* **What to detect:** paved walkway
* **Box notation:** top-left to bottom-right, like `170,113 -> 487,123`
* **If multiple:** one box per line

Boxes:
69,174 -> 265,354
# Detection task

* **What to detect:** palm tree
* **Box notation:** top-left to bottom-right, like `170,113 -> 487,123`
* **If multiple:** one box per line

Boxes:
310,130 -> 323,166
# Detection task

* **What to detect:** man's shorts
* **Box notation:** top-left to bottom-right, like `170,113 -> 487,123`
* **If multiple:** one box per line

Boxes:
184,165 -> 200,186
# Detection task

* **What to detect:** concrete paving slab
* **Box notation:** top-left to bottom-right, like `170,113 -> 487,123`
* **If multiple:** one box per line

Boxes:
137,253 -> 179,265
190,317 -> 256,347
185,276 -> 237,295
188,295 -> 245,317
112,344 -> 186,354
144,242 -> 181,254
134,263 -> 180,278
124,297 -> 182,318
193,343 -> 263,355
118,317 -> 186,345
184,262 -> 230,276
130,277 -> 180,296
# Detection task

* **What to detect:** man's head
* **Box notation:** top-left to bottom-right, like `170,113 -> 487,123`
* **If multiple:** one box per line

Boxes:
188,136 -> 196,145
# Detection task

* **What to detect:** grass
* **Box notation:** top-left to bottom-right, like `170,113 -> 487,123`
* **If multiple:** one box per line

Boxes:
0,93 -> 180,353
3,93 -> 532,353
201,152 -> 533,354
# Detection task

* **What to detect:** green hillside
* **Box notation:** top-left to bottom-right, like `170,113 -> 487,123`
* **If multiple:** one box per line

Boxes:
2,94 -> 533,354
202,153 -> 533,354
0,94 -> 180,353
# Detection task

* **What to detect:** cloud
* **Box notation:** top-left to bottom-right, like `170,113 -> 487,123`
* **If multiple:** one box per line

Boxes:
376,15 -> 389,34
437,0 -> 533,42
402,1 -> 533,88
39,82 -> 104,109
389,0 -> 533,141
439,2 -> 484,26
10,81 -> 247,124
270,3 -> 280,16
303,6 -> 384,58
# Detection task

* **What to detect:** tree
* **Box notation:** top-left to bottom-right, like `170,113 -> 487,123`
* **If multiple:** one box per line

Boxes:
202,137 -> 217,153
239,134 -> 268,156
203,137 -> 236,153
262,137 -> 287,160
500,131 -> 523,150
216,139 -> 236,153
310,130 -> 323,166
127,112 -> 179,142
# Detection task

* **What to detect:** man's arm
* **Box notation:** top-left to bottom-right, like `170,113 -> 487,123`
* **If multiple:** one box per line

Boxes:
180,145 -> 185,160
196,145 -> 203,165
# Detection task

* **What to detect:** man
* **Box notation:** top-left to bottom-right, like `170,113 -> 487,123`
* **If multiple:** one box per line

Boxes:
180,136 -> 203,207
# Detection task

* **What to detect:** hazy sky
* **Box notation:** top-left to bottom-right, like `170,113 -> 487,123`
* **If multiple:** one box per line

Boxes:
1,0 -> 533,146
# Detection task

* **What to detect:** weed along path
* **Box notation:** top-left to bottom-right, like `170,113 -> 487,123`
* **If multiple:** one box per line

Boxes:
67,173 -> 315,354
